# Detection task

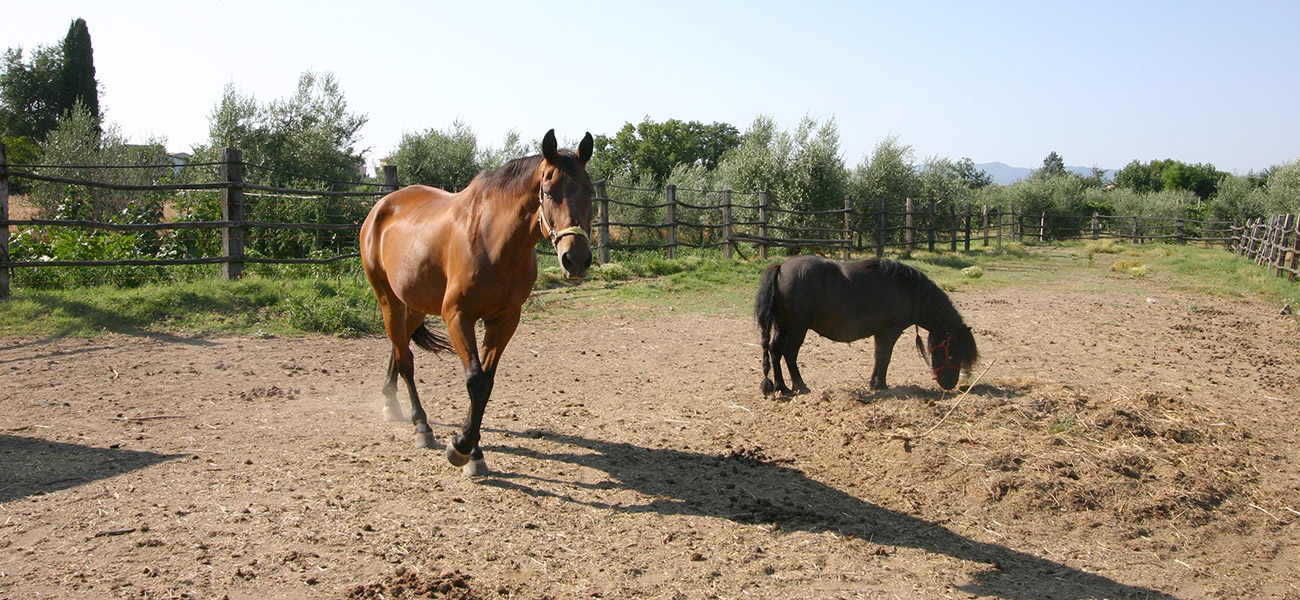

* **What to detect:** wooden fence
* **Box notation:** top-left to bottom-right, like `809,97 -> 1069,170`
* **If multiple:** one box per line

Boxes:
0,143 -> 1272,298
1233,213 -> 1300,281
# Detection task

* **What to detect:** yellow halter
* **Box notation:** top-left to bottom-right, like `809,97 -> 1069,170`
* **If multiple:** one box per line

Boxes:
538,188 -> 589,245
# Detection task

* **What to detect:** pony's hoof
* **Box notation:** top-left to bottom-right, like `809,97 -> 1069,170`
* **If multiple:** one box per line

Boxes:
414,431 -> 436,449
382,405 -> 405,423
462,458 -> 489,477
446,441 -> 471,467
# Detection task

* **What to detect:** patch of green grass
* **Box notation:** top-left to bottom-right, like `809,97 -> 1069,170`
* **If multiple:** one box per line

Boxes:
1048,413 -> 1076,435
4,242 -> 1295,338
0,276 -> 379,338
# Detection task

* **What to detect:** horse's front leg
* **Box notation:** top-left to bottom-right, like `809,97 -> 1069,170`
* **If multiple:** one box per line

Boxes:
444,309 -> 520,476
869,327 -> 904,390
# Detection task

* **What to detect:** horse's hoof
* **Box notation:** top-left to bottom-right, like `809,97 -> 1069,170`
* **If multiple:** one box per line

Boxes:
446,441 -> 471,467
382,405 -> 405,422
462,458 -> 489,477
414,431 -> 436,449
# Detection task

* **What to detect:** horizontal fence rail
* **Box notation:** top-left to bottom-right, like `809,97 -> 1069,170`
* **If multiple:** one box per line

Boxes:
0,143 -> 1282,297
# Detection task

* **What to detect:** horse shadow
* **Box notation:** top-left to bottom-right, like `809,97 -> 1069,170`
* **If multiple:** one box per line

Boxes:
481,428 -> 1178,600
0,435 -> 180,503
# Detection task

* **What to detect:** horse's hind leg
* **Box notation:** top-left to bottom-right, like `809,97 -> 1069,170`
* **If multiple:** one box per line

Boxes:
381,354 -> 404,422
379,303 -> 436,447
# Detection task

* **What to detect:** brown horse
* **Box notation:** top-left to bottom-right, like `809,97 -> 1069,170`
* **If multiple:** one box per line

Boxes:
360,129 -> 594,475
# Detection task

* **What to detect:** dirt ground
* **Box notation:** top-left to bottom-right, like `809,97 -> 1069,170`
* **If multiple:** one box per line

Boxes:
2,259 -> 1299,599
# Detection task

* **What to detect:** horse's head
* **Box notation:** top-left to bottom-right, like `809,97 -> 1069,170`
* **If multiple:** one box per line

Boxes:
538,129 -> 595,280
924,325 -> 979,390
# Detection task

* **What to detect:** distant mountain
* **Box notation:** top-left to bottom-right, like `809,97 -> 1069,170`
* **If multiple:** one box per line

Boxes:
975,162 -> 1113,185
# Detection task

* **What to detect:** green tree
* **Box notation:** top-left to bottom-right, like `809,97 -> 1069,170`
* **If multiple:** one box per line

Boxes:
1114,159 -> 1162,194
31,102 -> 169,221
1209,174 -> 1266,223
56,18 -> 98,129
954,157 -> 993,189
0,45 -> 63,139
1262,159 -> 1300,214
0,19 -> 100,142
849,134 -> 919,219
1036,151 -> 1066,178
186,71 -> 370,259
196,71 -> 367,187
389,120 -> 481,188
590,117 -> 740,183
1115,159 -> 1222,201
919,156 -> 970,209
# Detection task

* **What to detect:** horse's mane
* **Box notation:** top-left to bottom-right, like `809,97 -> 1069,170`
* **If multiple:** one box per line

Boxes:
468,149 -> 585,195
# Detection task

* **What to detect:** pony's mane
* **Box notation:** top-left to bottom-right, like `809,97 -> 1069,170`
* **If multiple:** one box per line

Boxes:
863,258 -> 963,327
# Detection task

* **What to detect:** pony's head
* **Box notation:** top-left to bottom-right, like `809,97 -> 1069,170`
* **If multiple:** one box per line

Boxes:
538,129 -> 595,279
918,325 -> 979,390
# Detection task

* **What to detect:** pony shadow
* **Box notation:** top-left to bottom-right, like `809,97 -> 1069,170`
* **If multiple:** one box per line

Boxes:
482,429 -> 1178,600
0,435 -> 180,503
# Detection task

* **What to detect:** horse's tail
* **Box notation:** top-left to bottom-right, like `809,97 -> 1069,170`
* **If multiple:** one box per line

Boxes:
411,321 -> 455,354
755,262 -> 781,395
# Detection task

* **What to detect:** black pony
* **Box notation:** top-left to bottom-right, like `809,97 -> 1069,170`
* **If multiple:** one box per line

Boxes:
755,256 -> 978,394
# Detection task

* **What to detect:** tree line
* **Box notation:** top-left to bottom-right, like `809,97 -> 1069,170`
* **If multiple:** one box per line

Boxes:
4,18 -> 1299,258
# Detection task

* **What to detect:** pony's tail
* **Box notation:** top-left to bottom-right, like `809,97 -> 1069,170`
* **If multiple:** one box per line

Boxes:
411,321 -> 455,354
914,326 -> 927,363
754,263 -> 781,395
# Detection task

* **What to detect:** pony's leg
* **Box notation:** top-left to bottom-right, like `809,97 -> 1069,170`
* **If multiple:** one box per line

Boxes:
781,327 -> 811,394
869,327 -> 905,390
767,326 -> 790,394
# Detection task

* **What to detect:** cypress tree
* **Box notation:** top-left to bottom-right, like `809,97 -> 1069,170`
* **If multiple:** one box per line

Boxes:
58,18 -> 99,126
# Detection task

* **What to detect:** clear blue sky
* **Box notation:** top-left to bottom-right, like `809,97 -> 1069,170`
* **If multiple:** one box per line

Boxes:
10,1 -> 1299,174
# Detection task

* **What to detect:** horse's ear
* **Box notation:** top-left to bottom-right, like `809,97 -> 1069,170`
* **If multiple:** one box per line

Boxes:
542,129 -> 559,163
578,132 -> 594,164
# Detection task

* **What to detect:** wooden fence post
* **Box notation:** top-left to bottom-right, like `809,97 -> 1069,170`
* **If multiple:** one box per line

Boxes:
595,180 -> 610,265
876,197 -> 886,258
758,191 -> 769,260
981,205 -> 989,247
1176,217 -> 1186,245
1277,214 -> 1295,278
383,164 -> 398,192
964,204 -> 972,251
721,189 -> 733,260
950,204 -> 959,252
843,194 -> 853,260
1091,213 -> 1100,240
1011,205 -> 1020,242
221,147 -> 245,281
904,198 -> 915,253
665,184 -> 677,260
1039,212 -> 1047,242
927,199 -> 937,252
996,206 -> 1003,248
0,142 -> 9,299
1132,216 -> 1140,243
1288,214 -> 1300,281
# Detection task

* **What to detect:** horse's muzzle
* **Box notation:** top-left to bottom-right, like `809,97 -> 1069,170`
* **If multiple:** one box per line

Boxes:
558,239 -> 592,280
